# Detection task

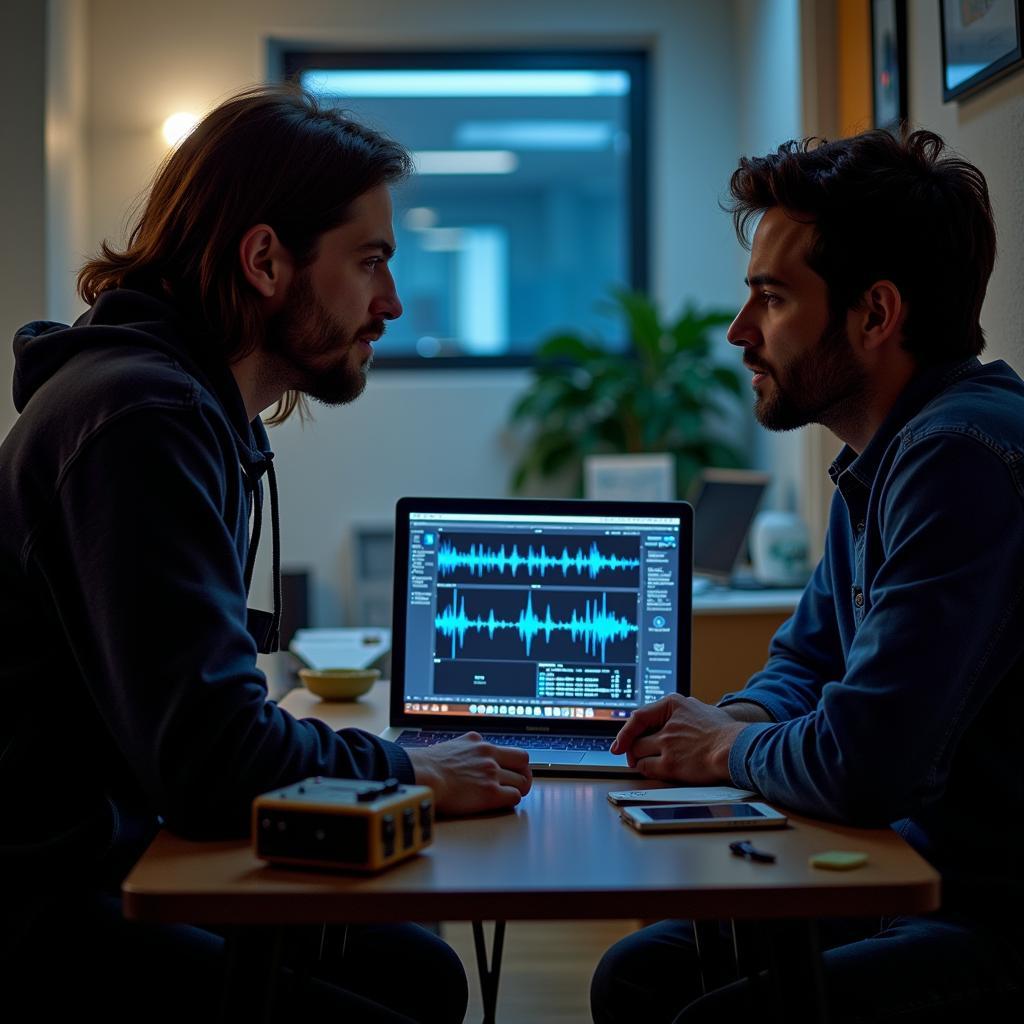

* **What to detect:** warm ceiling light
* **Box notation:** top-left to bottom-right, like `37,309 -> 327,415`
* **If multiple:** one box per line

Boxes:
162,111 -> 199,147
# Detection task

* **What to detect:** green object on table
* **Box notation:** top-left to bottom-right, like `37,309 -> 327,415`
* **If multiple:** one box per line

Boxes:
809,850 -> 869,871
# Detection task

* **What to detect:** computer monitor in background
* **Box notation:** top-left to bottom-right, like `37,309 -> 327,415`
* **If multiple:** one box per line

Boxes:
690,468 -> 770,584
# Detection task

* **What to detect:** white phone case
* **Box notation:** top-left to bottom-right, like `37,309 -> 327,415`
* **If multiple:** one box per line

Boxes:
620,801 -> 787,833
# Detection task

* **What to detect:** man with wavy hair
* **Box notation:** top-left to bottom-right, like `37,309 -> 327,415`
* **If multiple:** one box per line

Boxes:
592,129 -> 1024,1020
0,85 -> 530,1022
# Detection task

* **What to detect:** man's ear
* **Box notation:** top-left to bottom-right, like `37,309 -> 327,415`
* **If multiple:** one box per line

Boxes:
853,280 -> 906,353
239,224 -> 293,302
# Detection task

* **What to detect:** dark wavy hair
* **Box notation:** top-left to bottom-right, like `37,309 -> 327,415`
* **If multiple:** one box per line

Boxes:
78,84 -> 412,422
725,128 -> 995,363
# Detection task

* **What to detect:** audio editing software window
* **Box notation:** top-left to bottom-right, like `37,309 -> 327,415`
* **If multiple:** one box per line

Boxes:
403,512 -> 682,722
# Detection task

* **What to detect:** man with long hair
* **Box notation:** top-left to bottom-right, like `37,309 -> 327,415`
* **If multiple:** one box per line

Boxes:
0,85 -> 530,1021
592,129 -> 1024,1019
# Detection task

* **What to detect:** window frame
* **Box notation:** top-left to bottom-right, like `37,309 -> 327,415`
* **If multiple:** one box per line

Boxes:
272,45 -> 650,369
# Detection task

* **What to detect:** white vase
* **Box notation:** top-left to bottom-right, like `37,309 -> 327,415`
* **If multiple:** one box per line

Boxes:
750,510 -> 810,586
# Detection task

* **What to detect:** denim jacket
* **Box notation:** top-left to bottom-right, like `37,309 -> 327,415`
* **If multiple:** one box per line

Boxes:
722,357 -> 1024,915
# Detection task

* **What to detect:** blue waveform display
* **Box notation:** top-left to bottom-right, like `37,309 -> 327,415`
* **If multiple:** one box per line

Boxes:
435,590 -> 638,663
437,540 -> 640,580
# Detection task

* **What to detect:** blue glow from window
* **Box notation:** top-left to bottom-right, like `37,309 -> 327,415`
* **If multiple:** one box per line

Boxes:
301,69 -> 630,97
454,120 -> 615,151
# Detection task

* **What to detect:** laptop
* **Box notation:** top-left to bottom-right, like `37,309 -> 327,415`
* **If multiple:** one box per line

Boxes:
381,496 -> 693,775
690,469 -> 769,589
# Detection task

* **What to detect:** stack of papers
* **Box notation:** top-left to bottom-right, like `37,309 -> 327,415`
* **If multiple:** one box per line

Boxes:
289,628 -> 391,671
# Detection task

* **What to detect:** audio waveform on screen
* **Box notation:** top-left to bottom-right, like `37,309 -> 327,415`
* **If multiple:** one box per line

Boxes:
435,589 -> 638,663
437,540 -> 640,580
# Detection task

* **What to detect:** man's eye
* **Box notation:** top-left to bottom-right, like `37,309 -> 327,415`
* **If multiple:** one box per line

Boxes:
364,258 -> 383,271
760,291 -> 780,306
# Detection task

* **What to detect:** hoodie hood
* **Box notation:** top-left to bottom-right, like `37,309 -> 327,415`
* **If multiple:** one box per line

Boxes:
12,288 -> 271,473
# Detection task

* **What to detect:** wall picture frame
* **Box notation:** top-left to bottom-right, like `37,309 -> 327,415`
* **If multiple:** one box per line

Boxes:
583,453 -> 675,502
872,0 -> 909,128
941,0 -> 1024,101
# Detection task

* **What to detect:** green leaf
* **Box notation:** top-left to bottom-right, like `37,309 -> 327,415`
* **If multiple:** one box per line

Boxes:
612,288 -> 663,360
538,434 -> 579,477
536,332 -> 603,362
711,365 -> 745,396
510,291 -> 749,490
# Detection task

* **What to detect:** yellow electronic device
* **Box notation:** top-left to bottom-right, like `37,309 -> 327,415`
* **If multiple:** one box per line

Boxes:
253,776 -> 434,872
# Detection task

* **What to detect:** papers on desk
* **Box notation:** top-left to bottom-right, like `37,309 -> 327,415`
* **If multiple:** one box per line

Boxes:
289,628 -> 391,671
607,786 -> 757,805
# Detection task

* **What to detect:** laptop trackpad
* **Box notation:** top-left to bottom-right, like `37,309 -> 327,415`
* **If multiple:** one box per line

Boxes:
528,749 -> 586,765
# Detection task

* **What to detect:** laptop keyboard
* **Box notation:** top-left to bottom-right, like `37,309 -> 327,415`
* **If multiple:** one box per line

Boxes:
396,730 -> 613,752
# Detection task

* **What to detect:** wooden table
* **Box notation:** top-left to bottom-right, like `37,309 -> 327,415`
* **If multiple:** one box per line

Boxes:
123,682 -> 939,1022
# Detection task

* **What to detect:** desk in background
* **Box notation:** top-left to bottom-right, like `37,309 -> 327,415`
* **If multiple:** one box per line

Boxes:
692,587 -> 801,702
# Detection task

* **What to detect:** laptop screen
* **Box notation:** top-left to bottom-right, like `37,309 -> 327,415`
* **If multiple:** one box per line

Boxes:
392,498 -> 692,730
691,469 -> 769,580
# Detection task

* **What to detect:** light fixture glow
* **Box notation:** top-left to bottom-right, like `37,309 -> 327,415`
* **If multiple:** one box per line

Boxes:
162,111 -> 199,147
403,206 -> 440,231
412,150 -> 518,175
302,69 -> 630,98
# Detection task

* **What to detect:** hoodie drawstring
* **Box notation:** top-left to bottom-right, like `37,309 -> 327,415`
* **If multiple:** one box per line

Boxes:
265,459 -> 283,652
242,457 -> 282,654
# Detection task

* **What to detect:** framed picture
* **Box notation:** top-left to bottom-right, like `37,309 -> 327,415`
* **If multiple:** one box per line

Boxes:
872,0 -> 908,128
583,453 -> 675,502
941,0 -> 1024,101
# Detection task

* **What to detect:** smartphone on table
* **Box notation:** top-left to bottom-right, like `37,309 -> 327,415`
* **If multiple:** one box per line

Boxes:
620,801 -> 787,833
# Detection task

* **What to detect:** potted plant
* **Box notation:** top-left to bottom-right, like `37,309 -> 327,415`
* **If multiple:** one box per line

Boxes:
508,289 -> 747,498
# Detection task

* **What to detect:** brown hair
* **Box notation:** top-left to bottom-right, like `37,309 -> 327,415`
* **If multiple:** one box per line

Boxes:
725,128 -> 996,363
78,83 -> 412,422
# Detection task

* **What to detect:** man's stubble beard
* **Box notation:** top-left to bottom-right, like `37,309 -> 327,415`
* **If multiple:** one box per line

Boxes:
753,314 -> 869,435
266,268 -> 382,407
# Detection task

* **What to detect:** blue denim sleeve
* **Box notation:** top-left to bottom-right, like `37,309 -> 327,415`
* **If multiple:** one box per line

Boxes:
725,433 -> 1024,825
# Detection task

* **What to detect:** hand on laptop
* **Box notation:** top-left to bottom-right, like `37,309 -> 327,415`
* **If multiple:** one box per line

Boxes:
407,732 -> 532,816
610,694 -> 747,783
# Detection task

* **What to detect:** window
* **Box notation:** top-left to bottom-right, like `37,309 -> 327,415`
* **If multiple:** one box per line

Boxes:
277,49 -> 648,366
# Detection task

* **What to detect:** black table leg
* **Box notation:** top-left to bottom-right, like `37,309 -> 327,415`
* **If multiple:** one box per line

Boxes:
692,919 -> 736,994
759,919 -> 829,1024
220,926 -> 284,1023
725,919 -> 830,1022
471,920 -> 506,1024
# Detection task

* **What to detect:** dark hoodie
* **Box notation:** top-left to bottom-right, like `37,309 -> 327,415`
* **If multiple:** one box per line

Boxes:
0,289 -> 412,894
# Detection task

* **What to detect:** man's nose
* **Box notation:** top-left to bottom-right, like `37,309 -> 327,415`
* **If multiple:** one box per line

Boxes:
727,304 -> 757,348
378,293 -> 403,320
373,272 -> 403,321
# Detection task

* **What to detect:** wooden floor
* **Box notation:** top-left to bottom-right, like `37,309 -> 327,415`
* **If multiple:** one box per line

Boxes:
443,920 -> 639,1024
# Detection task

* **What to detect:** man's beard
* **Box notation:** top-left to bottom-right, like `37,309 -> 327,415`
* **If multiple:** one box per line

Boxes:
750,314 -> 869,433
265,269 -> 384,407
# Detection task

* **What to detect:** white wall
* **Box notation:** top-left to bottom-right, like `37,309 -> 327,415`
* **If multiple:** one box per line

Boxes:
734,0 -> 805,515
46,0 -> 90,329
81,0 -> 749,623
0,0 -> 88,439
907,0 -> 1024,373
0,1 -> 47,439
